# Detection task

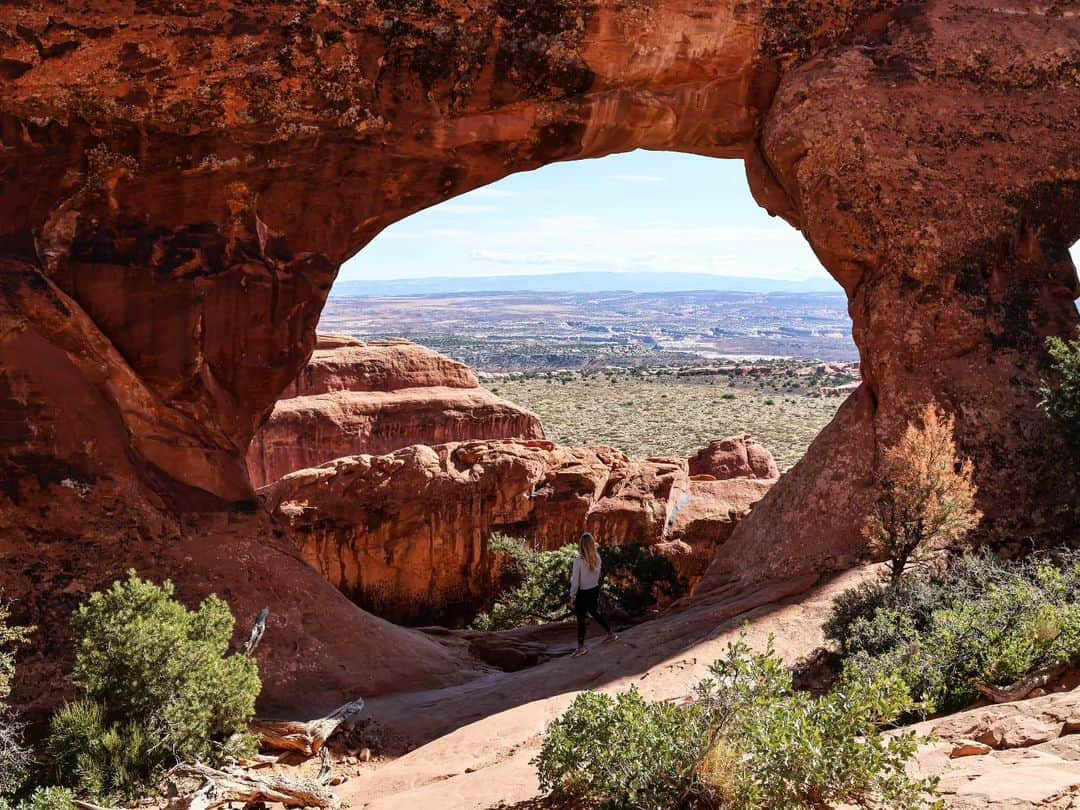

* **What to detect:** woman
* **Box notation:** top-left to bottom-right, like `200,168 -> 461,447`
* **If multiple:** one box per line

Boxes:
569,532 -> 617,657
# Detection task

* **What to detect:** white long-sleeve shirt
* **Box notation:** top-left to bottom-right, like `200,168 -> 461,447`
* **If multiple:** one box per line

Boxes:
570,555 -> 603,598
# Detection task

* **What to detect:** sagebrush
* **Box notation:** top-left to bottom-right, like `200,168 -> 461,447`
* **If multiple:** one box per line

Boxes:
827,552 -> 1080,716
535,640 -> 938,809
864,403 -> 980,585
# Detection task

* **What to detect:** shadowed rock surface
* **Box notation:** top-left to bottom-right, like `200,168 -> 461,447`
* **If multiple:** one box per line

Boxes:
0,0 -> 1077,711
246,336 -> 544,487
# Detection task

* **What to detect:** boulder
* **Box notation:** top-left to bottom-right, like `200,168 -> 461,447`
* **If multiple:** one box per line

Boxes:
687,434 -> 780,480
281,338 -> 479,398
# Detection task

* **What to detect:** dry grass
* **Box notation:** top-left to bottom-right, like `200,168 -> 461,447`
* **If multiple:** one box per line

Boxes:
494,376 -> 842,471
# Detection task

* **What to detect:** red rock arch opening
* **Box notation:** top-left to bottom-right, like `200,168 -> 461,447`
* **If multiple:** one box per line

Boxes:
1,0 -> 1078,710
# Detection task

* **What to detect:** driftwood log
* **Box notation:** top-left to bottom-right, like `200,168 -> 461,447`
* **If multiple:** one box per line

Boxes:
168,763 -> 340,809
251,697 -> 365,756
975,663 -> 1070,704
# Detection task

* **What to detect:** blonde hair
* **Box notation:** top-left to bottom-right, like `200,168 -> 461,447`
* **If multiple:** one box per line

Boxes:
579,532 -> 600,572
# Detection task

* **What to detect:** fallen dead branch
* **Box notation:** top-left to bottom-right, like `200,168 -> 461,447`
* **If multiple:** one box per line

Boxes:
168,763 -> 340,809
251,697 -> 365,755
975,662 -> 1069,703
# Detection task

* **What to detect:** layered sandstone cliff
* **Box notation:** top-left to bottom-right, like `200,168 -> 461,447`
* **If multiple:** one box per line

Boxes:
262,435 -> 777,625
246,336 -> 544,487
1,0 -> 1077,713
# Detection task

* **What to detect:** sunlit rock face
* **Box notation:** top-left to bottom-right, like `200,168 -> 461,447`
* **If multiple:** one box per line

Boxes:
0,0 -> 1077,708
246,336 -> 544,487
262,437 -> 776,625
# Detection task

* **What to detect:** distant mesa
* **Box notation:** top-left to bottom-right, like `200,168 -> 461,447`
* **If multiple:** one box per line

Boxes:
246,335 -> 545,488
330,272 -> 843,297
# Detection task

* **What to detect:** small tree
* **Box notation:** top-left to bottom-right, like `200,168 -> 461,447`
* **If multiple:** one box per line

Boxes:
1039,332 -> 1080,456
48,572 -> 261,800
865,404 -> 980,586
473,536 -> 578,631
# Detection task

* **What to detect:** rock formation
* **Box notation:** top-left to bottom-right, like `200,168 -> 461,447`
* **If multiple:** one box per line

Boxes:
262,437 -> 776,624
0,0 -> 1077,708
688,434 -> 779,480
246,336 -> 544,487
908,686 -> 1080,808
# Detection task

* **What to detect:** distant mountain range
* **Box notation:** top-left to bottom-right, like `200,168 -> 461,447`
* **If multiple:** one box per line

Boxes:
331,272 -> 840,296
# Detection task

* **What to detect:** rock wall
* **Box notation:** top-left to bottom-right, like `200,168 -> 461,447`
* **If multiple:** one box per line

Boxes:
0,0 -> 1077,709
699,0 -> 1080,595
262,437 -> 776,625
246,336 -> 544,487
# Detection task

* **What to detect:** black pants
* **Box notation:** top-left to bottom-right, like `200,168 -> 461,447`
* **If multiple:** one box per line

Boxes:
574,586 -> 610,645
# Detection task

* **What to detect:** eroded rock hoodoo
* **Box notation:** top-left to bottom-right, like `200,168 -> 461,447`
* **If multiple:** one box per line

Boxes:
1,0 -> 1077,709
262,436 -> 777,624
246,335 -> 544,487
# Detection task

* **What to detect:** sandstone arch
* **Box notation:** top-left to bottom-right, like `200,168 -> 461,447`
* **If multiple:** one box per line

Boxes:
0,0 -> 1078,707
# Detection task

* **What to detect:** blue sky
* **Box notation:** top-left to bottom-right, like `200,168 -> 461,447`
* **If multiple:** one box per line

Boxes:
339,150 -> 1080,283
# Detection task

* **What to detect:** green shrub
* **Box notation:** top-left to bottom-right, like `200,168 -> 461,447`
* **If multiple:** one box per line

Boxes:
1040,332 -> 1080,455
534,640 -> 938,809
828,553 -> 1080,716
536,687 -> 713,809
0,603 -> 31,801
702,643 -> 935,810
596,543 -> 685,615
15,788 -> 75,810
472,536 -> 685,631
47,572 -> 261,799
473,536 -> 578,630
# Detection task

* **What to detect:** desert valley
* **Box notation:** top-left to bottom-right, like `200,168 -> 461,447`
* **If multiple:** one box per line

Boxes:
0,1 -> 1079,809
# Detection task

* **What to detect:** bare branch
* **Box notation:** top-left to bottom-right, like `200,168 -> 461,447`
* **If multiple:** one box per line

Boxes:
242,607 -> 270,656
975,662 -> 1069,704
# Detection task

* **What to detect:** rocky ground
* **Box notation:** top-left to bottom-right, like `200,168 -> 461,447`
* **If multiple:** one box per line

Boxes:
257,564 -> 1080,809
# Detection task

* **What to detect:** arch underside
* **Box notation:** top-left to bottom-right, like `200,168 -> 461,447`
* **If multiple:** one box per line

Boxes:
0,0 -> 1078,709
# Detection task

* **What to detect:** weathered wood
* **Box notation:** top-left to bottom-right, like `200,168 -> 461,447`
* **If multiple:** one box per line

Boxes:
975,663 -> 1069,703
242,607 -> 270,656
168,763 -> 340,809
251,697 -> 365,755
318,745 -> 333,784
